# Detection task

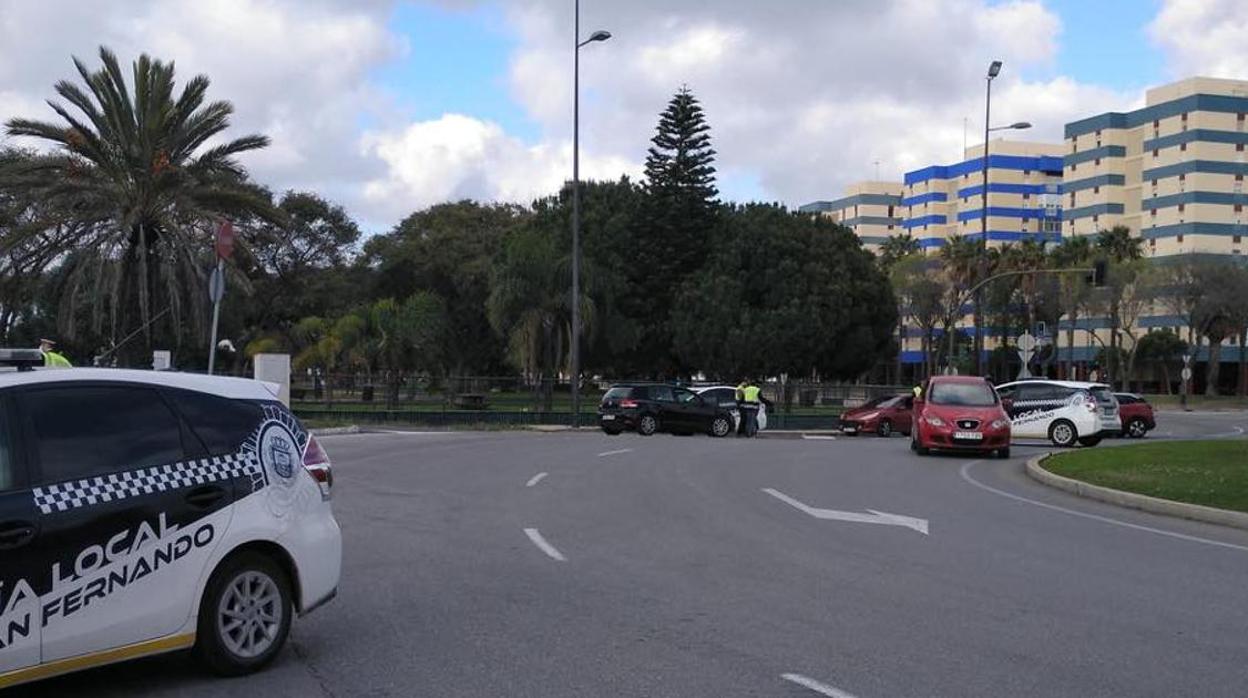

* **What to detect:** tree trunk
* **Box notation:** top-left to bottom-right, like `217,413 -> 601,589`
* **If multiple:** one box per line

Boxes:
1205,340 -> 1223,396
1160,362 -> 1172,395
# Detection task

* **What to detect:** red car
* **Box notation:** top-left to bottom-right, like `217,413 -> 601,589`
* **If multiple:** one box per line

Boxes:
839,394 -> 914,437
911,376 -> 1012,458
1114,392 -> 1157,438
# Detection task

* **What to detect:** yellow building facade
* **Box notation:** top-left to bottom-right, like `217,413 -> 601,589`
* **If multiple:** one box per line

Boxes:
798,181 -> 903,251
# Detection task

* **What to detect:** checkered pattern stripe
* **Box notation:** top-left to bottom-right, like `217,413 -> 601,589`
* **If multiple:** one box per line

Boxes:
33,452 -> 263,515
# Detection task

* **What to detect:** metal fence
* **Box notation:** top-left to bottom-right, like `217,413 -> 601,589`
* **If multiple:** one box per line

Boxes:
288,373 -> 911,428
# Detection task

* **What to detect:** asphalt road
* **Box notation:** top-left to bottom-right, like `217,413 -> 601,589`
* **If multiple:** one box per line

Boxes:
19,411 -> 1248,697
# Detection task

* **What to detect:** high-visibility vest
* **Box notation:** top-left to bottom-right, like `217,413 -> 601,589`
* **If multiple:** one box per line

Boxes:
43,351 -> 72,368
739,385 -> 761,403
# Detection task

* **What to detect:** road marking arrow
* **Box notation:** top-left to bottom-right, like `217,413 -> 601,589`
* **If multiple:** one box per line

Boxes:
762,488 -> 929,535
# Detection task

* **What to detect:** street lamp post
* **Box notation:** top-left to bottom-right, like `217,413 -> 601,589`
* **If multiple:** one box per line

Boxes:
571,0 -> 610,428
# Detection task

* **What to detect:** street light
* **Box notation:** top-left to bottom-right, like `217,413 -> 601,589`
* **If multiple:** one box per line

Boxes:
571,0 -> 610,428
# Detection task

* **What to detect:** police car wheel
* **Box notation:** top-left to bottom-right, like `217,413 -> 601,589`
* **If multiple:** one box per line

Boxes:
1048,420 -> 1077,448
197,552 -> 293,676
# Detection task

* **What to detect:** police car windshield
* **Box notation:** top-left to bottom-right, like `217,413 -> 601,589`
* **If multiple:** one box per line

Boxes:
928,382 -> 997,406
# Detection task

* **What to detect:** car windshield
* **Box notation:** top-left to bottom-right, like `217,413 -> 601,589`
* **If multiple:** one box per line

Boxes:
928,382 -> 997,406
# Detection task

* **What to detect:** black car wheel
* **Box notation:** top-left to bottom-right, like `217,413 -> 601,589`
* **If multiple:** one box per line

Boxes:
1126,418 -> 1149,438
710,415 -> 732,438
637,413 -> 658,436
1049,420 -> 1078,448
877,419 -> 893,437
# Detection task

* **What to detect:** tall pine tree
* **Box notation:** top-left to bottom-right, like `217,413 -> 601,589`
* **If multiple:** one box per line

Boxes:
632,86 -> 719,376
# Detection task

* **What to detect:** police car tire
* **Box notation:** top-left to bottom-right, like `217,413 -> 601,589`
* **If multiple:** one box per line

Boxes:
196,551 -> 294,676
1048,419 -> 1078,448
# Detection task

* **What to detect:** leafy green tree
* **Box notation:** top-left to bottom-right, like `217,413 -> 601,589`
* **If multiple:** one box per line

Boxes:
369,294 -> 447,407
635,86 -> 719,374
890,254 -> 950,378
2,47 -> 274,358
487,224 -> 592,411
878,233 -> 920,270
1136,330 -> 1187,394
1049,235 -> 1094,376
672,204 -> 896,399
364,201 -> 528,380
1095,225 -> 1143,262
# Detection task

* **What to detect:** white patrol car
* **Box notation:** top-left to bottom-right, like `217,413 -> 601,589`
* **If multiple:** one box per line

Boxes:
993,379 -> 1121,448
0,351 -> 341,689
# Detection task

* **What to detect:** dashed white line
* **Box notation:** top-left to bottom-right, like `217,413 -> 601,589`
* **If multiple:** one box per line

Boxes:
781,673 -> 860,698
597,448 -> 633,457
523,528 -> 567,561
526,472 -> 548,488
960,460 -> 1248,553
802,435 -> 838,440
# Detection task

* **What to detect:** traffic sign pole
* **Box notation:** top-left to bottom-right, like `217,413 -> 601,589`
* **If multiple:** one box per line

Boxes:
207,220 -> 234,375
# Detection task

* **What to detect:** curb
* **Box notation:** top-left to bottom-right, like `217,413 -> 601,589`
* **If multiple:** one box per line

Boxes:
310,425 -> 361,436
1025,454 -> 1248,531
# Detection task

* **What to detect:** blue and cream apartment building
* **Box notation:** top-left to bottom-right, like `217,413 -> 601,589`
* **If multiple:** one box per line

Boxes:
802,76 -> 1248,381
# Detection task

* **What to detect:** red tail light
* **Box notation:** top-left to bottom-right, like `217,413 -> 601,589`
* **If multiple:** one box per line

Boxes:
619,399 -> 639,408
303,434 -> 333,500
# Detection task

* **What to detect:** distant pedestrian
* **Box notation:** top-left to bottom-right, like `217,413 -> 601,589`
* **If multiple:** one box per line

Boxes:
39,338 -> 72,368
736,378 -> 762,437
912,384 -> 923,400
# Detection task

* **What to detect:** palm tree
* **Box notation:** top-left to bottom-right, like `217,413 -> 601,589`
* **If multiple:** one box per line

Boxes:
878,234 -> 920,270
2,47 -> 274,357
1050,236 -> 1093,377
487,225 -> 593,411
940,236 -> 993,371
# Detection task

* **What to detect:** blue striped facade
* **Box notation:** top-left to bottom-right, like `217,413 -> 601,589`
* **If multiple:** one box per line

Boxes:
1065,94 -> 1248,139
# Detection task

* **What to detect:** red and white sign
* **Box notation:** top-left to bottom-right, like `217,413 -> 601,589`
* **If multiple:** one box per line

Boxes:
214,220 -> 235,260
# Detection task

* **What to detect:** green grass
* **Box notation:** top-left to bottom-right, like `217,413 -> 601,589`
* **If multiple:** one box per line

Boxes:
1044,440 -> 1248,513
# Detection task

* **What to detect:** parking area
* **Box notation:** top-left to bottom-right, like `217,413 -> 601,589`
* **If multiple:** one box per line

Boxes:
23,412 -> 1248,698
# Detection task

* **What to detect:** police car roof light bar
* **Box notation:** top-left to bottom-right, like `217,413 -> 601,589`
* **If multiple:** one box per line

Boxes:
0,348 -> 46,371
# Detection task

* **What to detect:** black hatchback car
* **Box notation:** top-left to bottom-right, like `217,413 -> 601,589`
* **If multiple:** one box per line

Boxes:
599,384 -> 735,437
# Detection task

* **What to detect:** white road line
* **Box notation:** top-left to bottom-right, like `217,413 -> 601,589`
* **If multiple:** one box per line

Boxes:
523,528 -> 567,561
781,673 -> 860,698
959,460 -> 1248,553
597,448 -> 633,457
526,472 -> 548,488
802,435 -> 838,440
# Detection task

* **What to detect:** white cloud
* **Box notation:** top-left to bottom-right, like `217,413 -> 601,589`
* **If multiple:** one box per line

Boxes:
500,0 -> 1129,207
360,113 -> 640,222
1148,0 -> 1248,79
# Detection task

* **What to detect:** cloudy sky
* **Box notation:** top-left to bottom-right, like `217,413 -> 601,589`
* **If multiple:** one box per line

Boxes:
2,0 -> 1247,231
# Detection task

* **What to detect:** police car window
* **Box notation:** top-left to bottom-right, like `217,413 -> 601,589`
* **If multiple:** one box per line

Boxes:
0,408 -> 12,492
1014,384 -> 1047,402
167,390 -> 264,456
24,385 -> 186,484
715,389 -> 737,405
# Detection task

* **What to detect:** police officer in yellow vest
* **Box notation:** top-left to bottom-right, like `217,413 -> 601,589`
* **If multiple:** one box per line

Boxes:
736,378 -> 762,437
39,338 -> 72,368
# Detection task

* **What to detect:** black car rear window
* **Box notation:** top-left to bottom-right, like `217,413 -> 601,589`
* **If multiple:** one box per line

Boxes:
167,389 -> 264,456
604,387 -> 635,399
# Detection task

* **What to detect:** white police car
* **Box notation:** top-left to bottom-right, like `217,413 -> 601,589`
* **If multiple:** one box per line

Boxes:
0,354 -> 341,688
993,379 -> 1121,447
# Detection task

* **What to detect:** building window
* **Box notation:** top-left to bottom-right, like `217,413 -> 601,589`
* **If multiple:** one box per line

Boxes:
1153,149 -> 1159,158
1177,234 -> 1185,243
1153,119 -> 1159,128
1071,140 -> 1077,153
1095,158 -> 1101,166
1071,163 -> 1077,171
1180,142 -> 1187,152
1151,209 -> 1157,217
1178,204 -> 1185,213
1094,186 -> 1100,194
1069,193 -> 1076,206
1150,238 -> 1156,249
888,224 -> 894,231
1023,169 -> 1031,176
1237,205 -> 1244,213
1235,235 -> 1243,243
1238,143 -> 1245,152
1023,192 -> 1030,201
1093,215 -> 1099,225
887,205 -> 894,217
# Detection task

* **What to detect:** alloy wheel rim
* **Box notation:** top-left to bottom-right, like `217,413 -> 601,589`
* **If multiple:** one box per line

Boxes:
641,416 -> 655,433
713,418 -> 729,436
1130,420 -> 1145,436
1055,424 -> 1073,444
217,571 -> 282,659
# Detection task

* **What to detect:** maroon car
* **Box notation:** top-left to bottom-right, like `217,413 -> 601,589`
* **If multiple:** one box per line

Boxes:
839,394 -> 914,437
1114,393 -> 1157,438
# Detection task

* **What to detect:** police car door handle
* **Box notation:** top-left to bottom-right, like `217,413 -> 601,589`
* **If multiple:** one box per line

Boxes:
0,521 -> 36,549
185,485 -> 228,509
